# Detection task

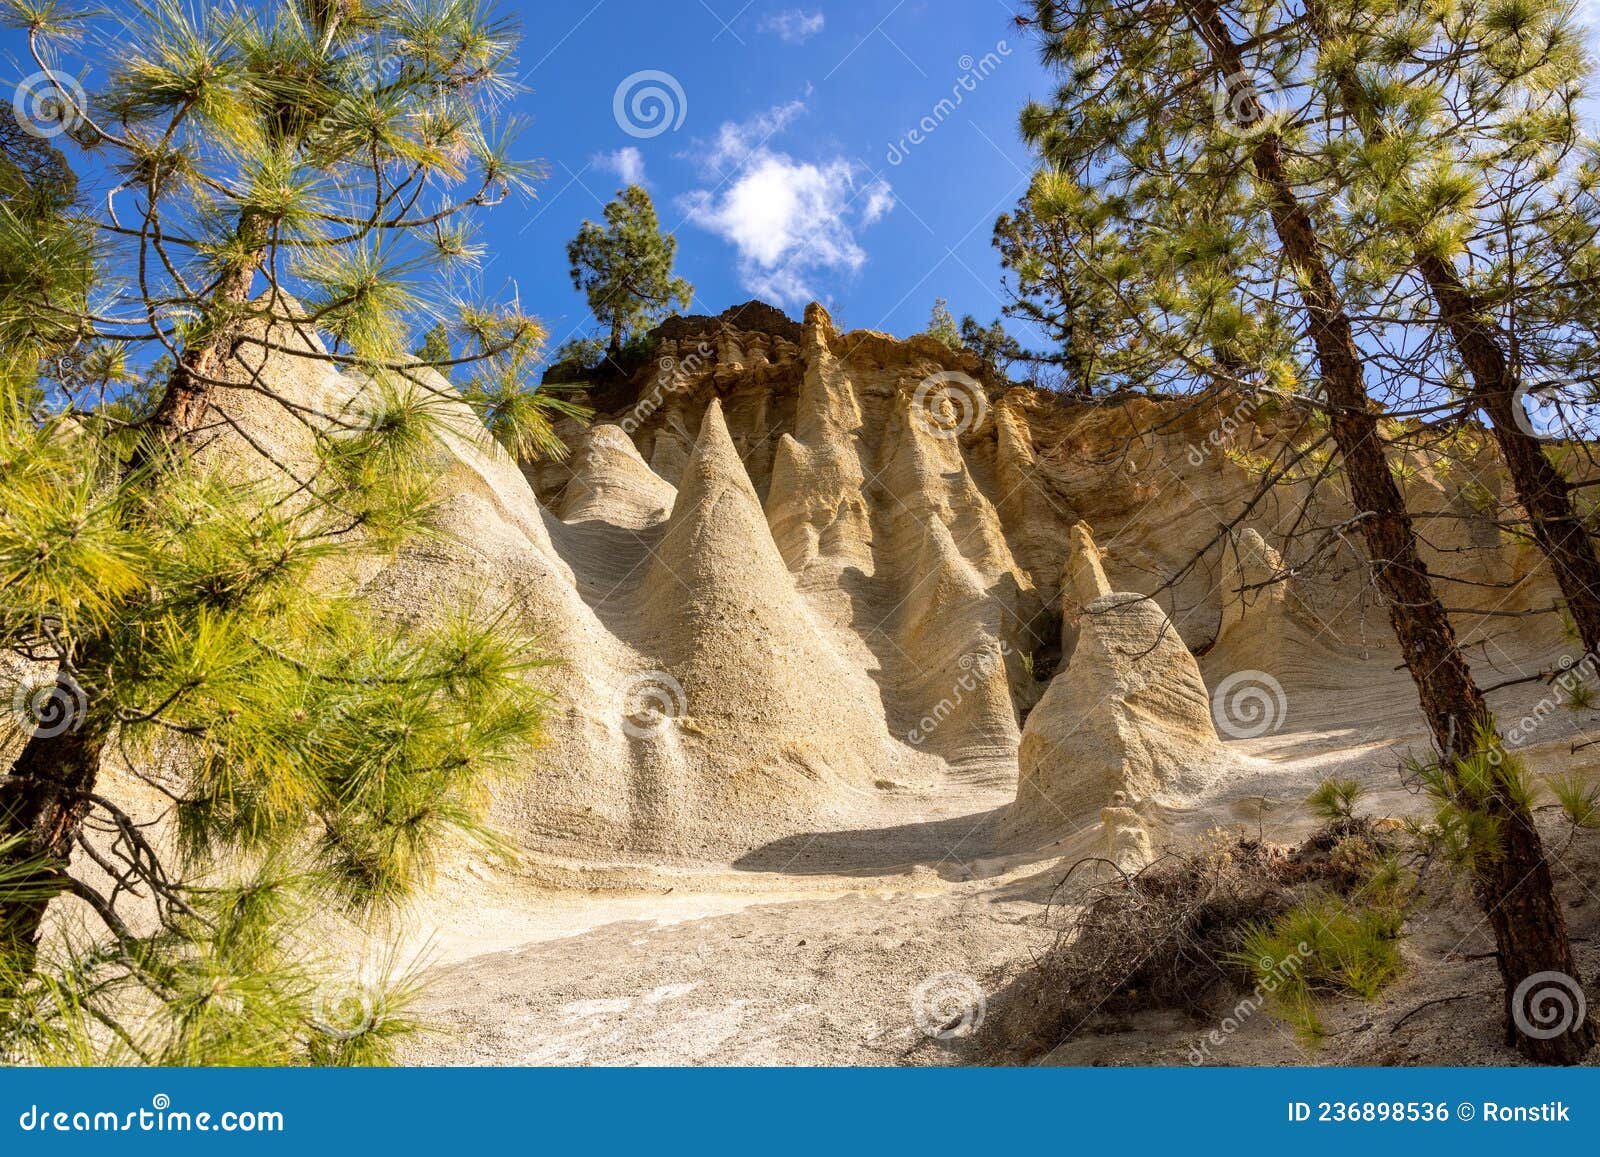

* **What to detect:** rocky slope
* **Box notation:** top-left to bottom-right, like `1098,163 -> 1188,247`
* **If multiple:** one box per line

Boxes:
72,297 -> 1599,1065
480,301 -> 1560,869
165,297 -> 1577,876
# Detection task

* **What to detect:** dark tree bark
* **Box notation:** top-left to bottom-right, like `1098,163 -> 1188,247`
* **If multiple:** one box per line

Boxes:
1301,0 -> 1600,659
1185,0 -> 1595,1064
134,218 -> 266,462
1416,260 -> 1600,658
608,310 -> 624,358
0,674 -> 106,970
3,221 -> 262,968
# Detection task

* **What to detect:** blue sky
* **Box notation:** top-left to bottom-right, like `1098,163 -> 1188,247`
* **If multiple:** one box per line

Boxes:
2,0 -> 1051,361
503,0 -> 1048,354
11,3 -> 1600,368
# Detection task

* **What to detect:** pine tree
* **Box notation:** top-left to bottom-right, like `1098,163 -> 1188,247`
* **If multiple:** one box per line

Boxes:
0,0 -> 575,1063
0,114 -> 90,396
925,298 -> 961,349
0,117 -> 76,211
992,178 -> 1142,395
959,315 -> 1025,378
566,185 -> 692,357
1017,0 -> 1594,1062
416,323 -> 452,368
1297,0 -> 1600,661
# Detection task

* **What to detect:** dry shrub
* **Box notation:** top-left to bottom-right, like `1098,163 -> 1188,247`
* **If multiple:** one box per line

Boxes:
980,824 -> 1399,1062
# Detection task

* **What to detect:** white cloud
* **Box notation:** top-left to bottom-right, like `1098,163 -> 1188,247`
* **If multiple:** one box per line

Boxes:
760,9 -> 825,44
681,103 -> 894,306
702,99 -> 807,176
592,146 -> 646,186
861,181 -> 896,226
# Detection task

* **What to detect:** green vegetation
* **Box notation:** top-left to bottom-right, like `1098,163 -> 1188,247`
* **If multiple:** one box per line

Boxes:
1406,722 -> 1537,875
1547,773 -> 1600,832
959,316 -> 1024,378
1235,893 -> 1406,1046
984,810 -> 1411,1060
925,298 -> 961,350
1236,787 -> 1407,1046
991,175 -> 1146,396
566,185 -> 693,356
0,0 -> 567,1064
1012,0 -> 1598,1062
1307,778 -> 1366,825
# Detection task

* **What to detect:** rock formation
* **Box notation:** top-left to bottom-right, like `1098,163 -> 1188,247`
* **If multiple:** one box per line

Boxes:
1005,523 -> 1230,844
1060,519 -> 1112,658
1097,793 -> 1156,873
87,299 -> 1573,871
558,424 -> 676,529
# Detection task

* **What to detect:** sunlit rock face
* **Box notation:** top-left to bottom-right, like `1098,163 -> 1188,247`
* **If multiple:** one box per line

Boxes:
202,300 -> 1564,863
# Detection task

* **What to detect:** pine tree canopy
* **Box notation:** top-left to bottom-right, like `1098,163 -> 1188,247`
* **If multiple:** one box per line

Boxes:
0,0 -> 573,1065
1014,0 -> 1600,423
565,185 -> 693,356
926,298 -> 962,349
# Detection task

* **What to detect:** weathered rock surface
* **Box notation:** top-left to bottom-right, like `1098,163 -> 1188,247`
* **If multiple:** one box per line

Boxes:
558,423 -> 676,529
1005,589 -> 1229,844
104,299 -> 1572,868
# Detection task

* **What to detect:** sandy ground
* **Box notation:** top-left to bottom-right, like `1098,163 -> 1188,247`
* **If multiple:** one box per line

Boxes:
398,670 -> 1600,1067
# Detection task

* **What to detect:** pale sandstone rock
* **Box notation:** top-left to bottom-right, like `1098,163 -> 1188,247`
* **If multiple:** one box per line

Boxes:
1060,519 -> 1113,659
1005,588 -> 1229,843
559,423 -> 677,529
1098,797 -> 1156,873
1063,521 -> 1113,607
99,299 -> 1569,870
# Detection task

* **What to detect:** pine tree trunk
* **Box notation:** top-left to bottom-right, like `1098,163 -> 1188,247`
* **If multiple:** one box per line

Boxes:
0,676 -> 105,970
1417,253 -> 1600,658
135,231 -> 263,460
1481,809 -> 1596,1062
1301,1 -> 1600,658
1184,0 -> 1595,1064
3,219 -> 262,968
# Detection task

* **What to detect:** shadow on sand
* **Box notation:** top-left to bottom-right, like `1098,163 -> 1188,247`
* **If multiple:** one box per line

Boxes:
732,807 -> 1007,879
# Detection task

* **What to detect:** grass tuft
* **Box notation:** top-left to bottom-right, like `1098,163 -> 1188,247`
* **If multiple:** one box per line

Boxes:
1307,777 -> 1365,824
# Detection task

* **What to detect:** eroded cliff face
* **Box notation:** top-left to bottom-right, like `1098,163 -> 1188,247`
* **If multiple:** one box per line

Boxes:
494,302 -> 1559,863
191,300 -> 1565,870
